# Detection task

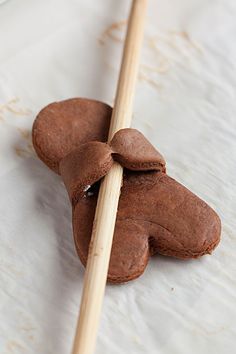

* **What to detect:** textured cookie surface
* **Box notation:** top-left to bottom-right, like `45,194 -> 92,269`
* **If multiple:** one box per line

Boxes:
73,171 -> 220,282
32,98 -> 221,283
32,98 -> 112,173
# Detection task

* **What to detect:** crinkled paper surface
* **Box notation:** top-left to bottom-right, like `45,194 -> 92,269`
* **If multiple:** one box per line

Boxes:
0,0 -> 236,353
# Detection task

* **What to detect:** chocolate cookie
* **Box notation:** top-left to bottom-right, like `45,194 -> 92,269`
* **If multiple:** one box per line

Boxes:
32,98 -> 112,173
32,98 -> 221,283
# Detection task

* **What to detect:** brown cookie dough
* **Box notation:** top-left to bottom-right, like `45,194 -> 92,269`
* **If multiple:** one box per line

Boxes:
59,128 -> 165,204
32,98 -> 112,173
32,98 -> 221,283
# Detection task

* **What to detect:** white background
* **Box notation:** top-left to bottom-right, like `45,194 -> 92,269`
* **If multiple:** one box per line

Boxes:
0,0 -> 236,353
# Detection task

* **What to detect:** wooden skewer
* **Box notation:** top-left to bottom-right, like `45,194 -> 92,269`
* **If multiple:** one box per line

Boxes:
72,1 -> 148,353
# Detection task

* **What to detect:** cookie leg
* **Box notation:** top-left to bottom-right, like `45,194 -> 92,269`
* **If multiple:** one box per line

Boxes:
73,198 -> 149,283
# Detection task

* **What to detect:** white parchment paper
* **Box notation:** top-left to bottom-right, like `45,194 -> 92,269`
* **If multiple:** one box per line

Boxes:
0,1 -> 235,353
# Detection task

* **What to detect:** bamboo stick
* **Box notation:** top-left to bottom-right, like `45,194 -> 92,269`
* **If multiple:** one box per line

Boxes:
72,1 -> 148,353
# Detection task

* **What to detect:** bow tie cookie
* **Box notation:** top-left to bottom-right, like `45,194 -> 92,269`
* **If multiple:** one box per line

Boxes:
32,98 -> 221,283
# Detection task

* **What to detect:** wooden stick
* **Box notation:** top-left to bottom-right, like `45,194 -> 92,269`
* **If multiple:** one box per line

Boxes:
72,1 -> 148,353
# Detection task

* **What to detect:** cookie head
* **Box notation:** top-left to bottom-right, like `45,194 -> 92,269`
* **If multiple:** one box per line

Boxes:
32,98 -> 112,173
